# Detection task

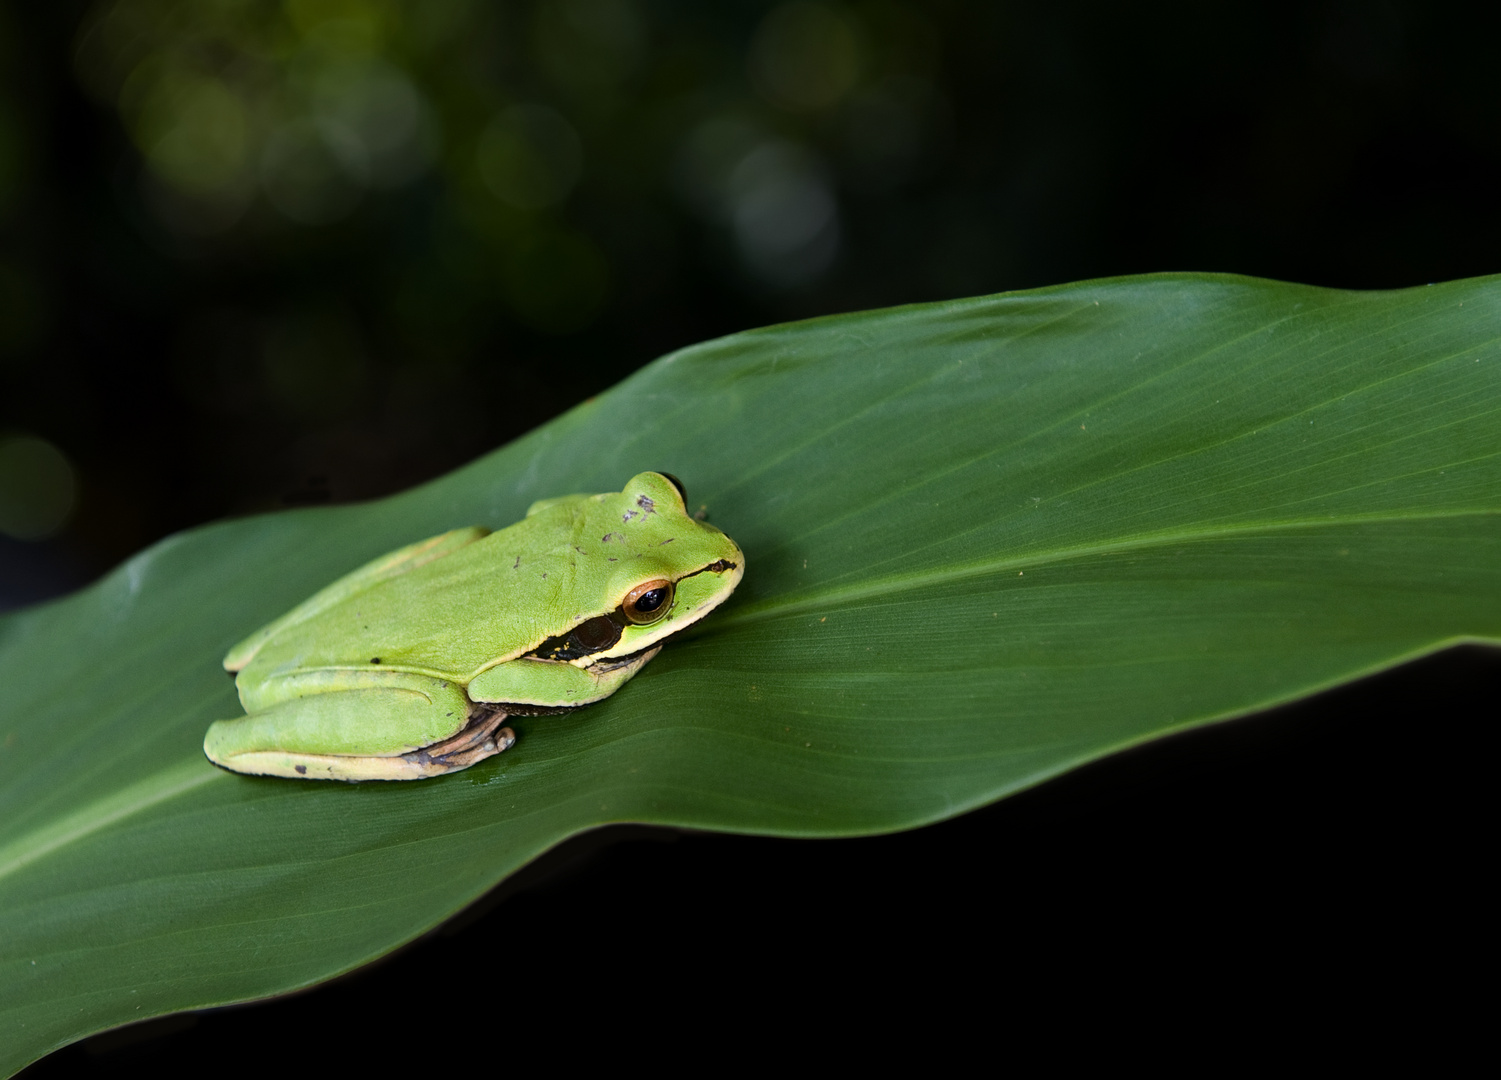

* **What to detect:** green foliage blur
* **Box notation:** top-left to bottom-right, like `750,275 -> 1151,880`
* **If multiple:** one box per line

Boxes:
0,0 -> 1498,606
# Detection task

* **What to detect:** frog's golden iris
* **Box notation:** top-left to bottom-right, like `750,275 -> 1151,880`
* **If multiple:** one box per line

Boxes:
623,578 -> 674,623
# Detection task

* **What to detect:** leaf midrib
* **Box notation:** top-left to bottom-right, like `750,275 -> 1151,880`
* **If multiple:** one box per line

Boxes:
0,762 -> 220,885
718,506 -> 1501,626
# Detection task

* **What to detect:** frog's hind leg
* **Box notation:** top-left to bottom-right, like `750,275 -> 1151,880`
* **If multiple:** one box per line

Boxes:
399,707 -> 515,777
204,671 -> 497,781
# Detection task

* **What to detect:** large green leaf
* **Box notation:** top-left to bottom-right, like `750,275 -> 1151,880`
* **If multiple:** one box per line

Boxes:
2,274 -> 1498,1073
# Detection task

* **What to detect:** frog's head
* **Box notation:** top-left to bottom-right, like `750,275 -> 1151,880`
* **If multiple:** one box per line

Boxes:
579,471 -> 744,663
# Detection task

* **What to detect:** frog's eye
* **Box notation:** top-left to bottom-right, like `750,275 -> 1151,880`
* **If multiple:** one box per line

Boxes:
623,578 -> 674,624
659,472 -> 688,506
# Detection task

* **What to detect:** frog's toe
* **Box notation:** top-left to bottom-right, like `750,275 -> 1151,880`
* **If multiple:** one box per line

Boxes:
399,712 -> 516,776
410,724 -> 515,774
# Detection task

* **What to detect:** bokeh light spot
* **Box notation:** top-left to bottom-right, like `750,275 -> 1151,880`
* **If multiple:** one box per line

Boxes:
729,141 -> 840,286
261,118 -> 366,225
533,0 -> 645,98
134,71 -> 253,197
285,0 -> 385,48
748,2 -> 863,112
477,105 -> 583,210
311,57 -> 437,189
0,435 -> 77,542
672,114 -> 766,221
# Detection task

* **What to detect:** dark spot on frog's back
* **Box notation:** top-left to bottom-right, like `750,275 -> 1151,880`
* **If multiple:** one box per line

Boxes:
636,494 -> 656,513
370,658 -> 381,664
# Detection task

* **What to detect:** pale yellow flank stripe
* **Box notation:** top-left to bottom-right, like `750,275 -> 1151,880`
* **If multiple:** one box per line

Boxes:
0,760 -> 222,884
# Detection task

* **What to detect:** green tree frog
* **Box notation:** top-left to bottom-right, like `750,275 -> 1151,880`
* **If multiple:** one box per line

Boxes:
204,472 -> 743,781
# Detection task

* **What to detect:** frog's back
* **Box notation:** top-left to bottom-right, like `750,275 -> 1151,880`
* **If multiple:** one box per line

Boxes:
241,481 -> 724,681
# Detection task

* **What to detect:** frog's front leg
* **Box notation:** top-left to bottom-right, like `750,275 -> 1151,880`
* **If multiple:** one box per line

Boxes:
205,670 -> 510,781
467,646 -> 662,708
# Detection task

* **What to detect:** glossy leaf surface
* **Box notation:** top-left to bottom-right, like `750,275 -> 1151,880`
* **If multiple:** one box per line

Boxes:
2,274 -> 1498,1073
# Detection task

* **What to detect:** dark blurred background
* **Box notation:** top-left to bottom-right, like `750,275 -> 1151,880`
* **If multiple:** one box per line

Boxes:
2,0 -> 1499,606
6,1 -> 1497,1070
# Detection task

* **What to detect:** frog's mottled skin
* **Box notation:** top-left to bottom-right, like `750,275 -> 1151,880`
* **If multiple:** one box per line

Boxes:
204,472 -> 743,781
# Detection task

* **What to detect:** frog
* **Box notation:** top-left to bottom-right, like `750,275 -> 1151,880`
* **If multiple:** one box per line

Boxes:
203,471 -> 743,781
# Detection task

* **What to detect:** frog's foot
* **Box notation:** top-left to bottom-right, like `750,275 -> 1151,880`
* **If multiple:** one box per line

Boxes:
400,707 -> 515,776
